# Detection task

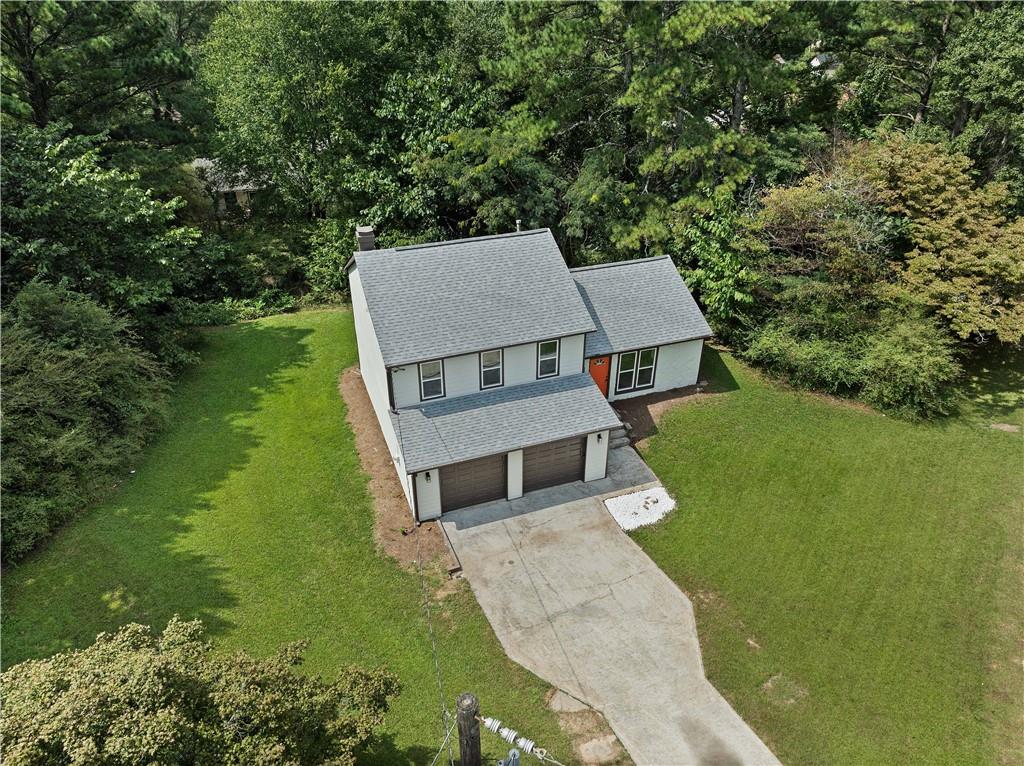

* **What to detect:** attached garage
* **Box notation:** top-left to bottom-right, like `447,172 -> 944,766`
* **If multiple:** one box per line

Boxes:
440,453 -> 507,512
523,436 -> 586,493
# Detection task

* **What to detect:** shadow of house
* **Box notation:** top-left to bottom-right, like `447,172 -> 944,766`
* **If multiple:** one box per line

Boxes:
1,322 -> 313,667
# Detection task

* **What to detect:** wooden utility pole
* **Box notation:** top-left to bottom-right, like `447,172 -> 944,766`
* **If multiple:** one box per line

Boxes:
456,692 -> 481,766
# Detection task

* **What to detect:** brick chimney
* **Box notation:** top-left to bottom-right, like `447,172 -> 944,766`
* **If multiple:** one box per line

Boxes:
355,225 -> 375,251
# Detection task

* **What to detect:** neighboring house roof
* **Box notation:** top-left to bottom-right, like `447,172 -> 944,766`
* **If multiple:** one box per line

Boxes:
354,229 -> 595,367
392,374 -> 621,473
571,256 -> 712,357
191,158 -> 261,193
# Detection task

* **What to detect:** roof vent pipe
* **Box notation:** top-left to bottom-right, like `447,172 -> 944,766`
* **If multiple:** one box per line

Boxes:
356,225 -> 376,251
515,219 -> 522,232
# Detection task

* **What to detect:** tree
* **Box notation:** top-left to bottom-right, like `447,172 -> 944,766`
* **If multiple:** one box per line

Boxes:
1,1 -> 184,129
200,2 -> 450,225
732,138 -> 978,417
0,0 -> 214,191
861,135 -> 1024,344
1,284 -> 169,562
0,121 -> 201,364
1,616 -> 400,765
835,3 -> 1024,210
443,1 -> 836,262
681,196 -> 757,339
931,4 -> 1024,210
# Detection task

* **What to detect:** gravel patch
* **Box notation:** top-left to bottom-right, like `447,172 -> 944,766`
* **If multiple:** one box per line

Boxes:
604,486 -> 676,530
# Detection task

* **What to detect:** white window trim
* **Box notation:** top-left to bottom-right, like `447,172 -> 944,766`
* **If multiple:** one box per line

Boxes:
480,349 -> 504,389
419,359 -> 445,401
615,347 -> 658,394
537,338 -> 560,379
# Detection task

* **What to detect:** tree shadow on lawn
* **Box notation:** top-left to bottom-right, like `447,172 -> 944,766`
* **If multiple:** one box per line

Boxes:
1,321 -> 314,668
361,733 -> 439,766
956,344 -> 1024,426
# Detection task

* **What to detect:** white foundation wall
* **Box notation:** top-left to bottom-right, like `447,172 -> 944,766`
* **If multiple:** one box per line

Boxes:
390,333 -> 588,408
607,339 -> 704,402
349,266 -> 414,506
585,431 -> 609,481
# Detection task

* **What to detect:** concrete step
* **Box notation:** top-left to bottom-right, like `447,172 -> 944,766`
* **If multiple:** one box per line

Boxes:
610,436 -> 631,449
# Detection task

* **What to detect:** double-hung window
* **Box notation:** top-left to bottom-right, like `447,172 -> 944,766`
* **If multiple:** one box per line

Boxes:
480,349 -> 503,389
537,339 -> 560,378
615,347 -> 657,394
419,360 -> 444,400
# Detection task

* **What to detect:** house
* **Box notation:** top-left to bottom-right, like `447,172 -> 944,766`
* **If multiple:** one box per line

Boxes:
192,158 -> 262,217
346,227 -> 711,521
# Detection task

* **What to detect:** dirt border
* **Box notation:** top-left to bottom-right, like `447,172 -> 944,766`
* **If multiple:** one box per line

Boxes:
339,366 -> 455,571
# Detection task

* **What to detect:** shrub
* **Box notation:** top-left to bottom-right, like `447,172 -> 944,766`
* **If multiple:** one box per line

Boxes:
742,323 -> 865,394
859,315 -> 962,418
1,617 -> 400,765
1,284 -> 169,562
740,312 -> 961,418
305,219 -> 354,302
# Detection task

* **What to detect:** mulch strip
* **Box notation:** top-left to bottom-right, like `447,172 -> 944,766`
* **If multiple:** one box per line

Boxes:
339,366 -> 454,571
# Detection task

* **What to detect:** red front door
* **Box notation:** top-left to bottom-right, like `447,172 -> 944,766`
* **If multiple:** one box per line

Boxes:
588,355 -> 611,398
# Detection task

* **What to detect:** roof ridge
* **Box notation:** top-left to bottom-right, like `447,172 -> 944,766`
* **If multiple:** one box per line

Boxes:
382,228 -> 551,253
569,255 -> 671,273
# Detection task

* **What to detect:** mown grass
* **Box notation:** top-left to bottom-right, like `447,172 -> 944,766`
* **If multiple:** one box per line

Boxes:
634,347 -> 1023,766
1,310 -> 571,765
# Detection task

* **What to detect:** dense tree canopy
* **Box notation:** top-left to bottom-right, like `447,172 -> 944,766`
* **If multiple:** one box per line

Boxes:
1,616 -> 400,765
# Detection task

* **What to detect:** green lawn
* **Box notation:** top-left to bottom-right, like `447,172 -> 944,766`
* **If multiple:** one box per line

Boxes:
2,310 -> 571,765
634,347 -> 1023,766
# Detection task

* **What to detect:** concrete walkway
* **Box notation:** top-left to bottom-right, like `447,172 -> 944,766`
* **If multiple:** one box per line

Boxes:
441,449 -> 780,766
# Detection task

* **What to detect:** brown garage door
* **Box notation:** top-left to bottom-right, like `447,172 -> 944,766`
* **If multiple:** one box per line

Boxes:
523,436 -> 586,493
440,453 -> 507,512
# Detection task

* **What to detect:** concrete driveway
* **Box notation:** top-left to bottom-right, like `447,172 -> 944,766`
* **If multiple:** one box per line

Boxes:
441,449 -> 779,766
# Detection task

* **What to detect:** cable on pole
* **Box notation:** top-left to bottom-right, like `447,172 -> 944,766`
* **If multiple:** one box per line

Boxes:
426,721 -> 458,766
415,522 -> 455,766
478,714 -> 568,766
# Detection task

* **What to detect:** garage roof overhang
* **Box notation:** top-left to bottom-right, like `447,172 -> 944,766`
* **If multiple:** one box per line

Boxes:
392,374 -> 622,474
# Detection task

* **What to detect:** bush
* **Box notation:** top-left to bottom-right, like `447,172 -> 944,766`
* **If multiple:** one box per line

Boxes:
174,291 -> 298,327
741,312 -> 961,418
1,284 -> 169,562
1,616 -> 400,765
305,219 -> 354,302
742,322 -> 865,394
859,316 -> 962,419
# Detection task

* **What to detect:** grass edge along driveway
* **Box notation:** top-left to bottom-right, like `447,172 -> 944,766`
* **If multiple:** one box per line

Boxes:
634,348 -> 1023,766
1,310 -> 573,765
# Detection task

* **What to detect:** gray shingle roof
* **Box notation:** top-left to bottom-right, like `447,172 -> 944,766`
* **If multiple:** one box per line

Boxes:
571,256 -> 712,357
355,229 -> 595,367
391,374 -> 621,473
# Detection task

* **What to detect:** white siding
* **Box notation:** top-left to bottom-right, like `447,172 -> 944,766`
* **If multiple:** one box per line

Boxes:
349,265 -> 414,507
584,431 -> 609,481
607,340 -> 704,402
391,363 -> 420,408
507,449 -> 524,499
390,333 -> 589,407
414,470 -> 441,520
560,334 -> 586,376
504,343 -> 538,387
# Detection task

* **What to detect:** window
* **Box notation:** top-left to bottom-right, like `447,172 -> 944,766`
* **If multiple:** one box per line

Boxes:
480,349 -> 503,389
616,347 -> 657,394
537,339 -> 560,378
419,360 -> 444,400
